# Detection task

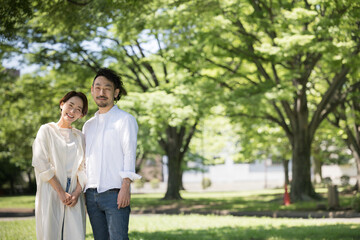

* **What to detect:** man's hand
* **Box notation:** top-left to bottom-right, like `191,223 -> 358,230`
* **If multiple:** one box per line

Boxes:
117,178 -> 131,209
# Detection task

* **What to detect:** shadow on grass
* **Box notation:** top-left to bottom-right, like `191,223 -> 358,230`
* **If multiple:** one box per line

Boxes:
132,190 -> 356,213
132,193 -> 324,213
128,224 -> 360,240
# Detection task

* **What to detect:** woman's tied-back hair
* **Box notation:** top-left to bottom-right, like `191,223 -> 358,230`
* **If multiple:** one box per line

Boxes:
93,68 -> 127,102
59,91 -> 88,116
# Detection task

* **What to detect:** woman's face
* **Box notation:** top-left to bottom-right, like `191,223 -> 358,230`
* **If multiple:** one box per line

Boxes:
60,96 -> 84,124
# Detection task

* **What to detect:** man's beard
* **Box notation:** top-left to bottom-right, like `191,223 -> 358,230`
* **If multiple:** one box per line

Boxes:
96,101 -> 109,108
95,96 -> 110,108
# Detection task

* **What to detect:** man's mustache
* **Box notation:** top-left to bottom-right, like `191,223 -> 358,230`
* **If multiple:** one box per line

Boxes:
96,96 -> 108,100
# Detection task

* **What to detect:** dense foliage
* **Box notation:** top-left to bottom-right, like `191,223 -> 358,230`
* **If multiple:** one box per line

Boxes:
1,0 -> 359,200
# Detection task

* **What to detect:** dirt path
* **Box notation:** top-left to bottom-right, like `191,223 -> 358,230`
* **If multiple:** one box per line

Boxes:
1,208 -> 360,223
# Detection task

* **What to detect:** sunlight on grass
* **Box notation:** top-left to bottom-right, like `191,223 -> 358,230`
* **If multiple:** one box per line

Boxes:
1,215 -> 358,240
0,219 -> 36,239
0,195 -> 35,209
129,215 -> 360,240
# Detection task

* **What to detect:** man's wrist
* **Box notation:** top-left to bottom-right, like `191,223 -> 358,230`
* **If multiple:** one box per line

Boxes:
122,178 -> 131,189
122,178 -> 131,184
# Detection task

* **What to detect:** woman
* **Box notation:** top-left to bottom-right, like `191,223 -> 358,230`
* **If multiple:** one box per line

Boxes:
32,91 -> 88,240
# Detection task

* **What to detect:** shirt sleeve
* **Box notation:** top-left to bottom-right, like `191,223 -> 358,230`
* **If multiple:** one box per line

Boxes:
77,133 -> 87,190
119,115 -> 142,181
82,121 -> 87,135
32,125 -> 55,182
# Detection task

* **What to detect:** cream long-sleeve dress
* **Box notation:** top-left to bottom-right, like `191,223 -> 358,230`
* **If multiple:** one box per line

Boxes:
32,122 -> 86,240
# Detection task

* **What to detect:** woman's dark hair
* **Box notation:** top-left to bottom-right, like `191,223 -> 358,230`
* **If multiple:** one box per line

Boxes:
93,68 -> 127,101
59,91 -> 88,116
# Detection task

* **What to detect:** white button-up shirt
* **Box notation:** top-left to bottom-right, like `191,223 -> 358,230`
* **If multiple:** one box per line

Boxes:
83,105 -> 141,193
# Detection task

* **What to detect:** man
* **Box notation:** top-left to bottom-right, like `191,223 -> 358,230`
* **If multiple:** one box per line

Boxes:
83,68 -> 141,240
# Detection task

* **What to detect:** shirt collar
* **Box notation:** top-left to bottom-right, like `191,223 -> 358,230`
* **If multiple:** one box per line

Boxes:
94,105 -> 118,118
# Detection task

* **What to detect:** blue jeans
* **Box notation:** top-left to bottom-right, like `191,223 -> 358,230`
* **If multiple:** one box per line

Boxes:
86,188 -> 130,240
65,177 -> 71,193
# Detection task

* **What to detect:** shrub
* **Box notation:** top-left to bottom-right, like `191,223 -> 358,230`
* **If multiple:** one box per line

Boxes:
134,178 -> 145,189
322,177 -> 332,186
202,177 -> 212,189
150,179 -> 160,189
340,175 -> 350,186
351,193 -> 360,212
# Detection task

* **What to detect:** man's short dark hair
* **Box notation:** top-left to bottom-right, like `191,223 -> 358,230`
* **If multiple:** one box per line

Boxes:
93,68 -> 127,101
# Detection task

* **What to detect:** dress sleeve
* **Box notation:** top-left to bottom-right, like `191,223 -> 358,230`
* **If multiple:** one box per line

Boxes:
32,125 -> 55,182
119,115 -> 142,181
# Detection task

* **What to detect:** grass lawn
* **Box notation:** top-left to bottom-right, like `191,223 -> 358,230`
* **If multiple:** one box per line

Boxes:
0,189 -> 358,239
0,195 -> 35,209
0,214 -> 359,240
130,188 -> 354,213
0,188 -> 355,212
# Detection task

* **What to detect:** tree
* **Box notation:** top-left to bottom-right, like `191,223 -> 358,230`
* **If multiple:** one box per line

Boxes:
328,82 -> 360,190
122,75 -> 215,199
312,121 -> 353,185
0,68 -> 54,193
189,107 -> 241,166
166,0 -> 360,201
7,0 -> 218,200
4,0 -> 360,201
233,118 -> 292,186
0,0 -> 33,40
0,61 -> 92,193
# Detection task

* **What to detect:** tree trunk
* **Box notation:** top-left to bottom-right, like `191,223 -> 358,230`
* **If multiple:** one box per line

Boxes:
160,121 -> 198,200
350,146 -> 360,192
290,135 -> 319,201
313,157 -> 322,185
10,178 -> 15,195
356,158 -> 360,192
135,157 -> 145,173
164,150 -> 182,200
290,91 -> 320,201
179,168 -> 185,190
290,142 -> 318,201
339,122 -> 360,192
346,125 -> 360,192
282,159 -> 290,186
161,126 -> 184,200
27,170 -> 36,194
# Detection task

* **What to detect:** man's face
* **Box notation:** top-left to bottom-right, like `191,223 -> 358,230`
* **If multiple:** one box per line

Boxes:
91,76 -> 120,108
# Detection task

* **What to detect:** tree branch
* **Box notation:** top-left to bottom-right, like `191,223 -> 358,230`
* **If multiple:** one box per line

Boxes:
67,0 -> 92,6
172,59 -> 234,90
271,100 -> 292,137
309,65 -> 350,138
126,65 -> 149,92
122,46 -> 154,88
180,119 -> 199,160
154,33 -> 169,83
134,40 -> 160,87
